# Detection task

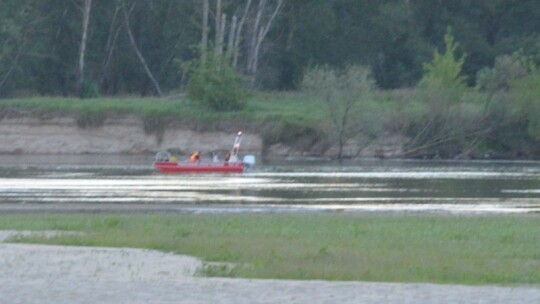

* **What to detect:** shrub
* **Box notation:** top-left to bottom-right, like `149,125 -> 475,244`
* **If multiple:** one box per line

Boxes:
187,58 -> 248,111
418,28 -> 467,105
80,81 -> 101,99
475,52 -> 532,94
302,65 -> 377,159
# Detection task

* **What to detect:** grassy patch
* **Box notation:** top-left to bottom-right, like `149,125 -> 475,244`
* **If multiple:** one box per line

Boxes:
1,213 -> 539,285
0,93 -> 329,123
247,91 -> 327,123
0,93 -> 329,131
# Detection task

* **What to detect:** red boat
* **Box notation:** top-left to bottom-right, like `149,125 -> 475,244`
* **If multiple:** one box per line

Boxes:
154,161 -> 244,173
153,131 -> 255,174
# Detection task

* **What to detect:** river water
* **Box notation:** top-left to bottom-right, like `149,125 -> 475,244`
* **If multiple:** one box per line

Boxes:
0,155 -> 539,214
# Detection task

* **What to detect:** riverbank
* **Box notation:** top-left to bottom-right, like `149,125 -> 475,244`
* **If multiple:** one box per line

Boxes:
1,95 -> 539,160
0,116 -> 263,156
0,116 -> 406,159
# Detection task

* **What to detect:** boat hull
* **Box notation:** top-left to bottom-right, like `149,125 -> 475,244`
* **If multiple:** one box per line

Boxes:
154,162 -> 244,173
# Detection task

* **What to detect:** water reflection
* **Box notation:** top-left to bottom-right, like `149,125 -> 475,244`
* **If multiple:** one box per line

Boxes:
0,156 -> 539,214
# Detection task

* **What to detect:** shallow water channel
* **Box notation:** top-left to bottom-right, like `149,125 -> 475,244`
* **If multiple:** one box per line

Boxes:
0,155 -> 539,214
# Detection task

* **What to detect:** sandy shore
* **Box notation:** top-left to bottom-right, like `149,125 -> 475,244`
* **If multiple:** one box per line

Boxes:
1,231 -> 539,304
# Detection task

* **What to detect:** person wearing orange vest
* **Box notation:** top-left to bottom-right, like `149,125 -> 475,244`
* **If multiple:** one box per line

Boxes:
190,151 -> 201,163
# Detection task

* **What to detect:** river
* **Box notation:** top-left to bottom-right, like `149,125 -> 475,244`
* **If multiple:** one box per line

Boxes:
0,155 -> 539,214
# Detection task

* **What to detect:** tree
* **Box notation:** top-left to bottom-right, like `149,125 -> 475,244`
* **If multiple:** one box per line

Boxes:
98,1 -> 122,87
200,0 -> 209,64
476,51 -> 534,95
187,57 -> 248,111
0,0 -> 37,96
245,0 -> 284,87
508,61 -> 540,140
302,65 -> 376,160
419,28 -> 467,97
120,0 -> 162,96
3,0 -> 540,96
232,0 -> 252,68
405,29 -> 478,158
77,0 -> 92,97
0,15 -> 23,93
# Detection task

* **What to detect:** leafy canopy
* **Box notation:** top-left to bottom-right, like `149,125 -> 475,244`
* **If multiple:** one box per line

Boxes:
187,57 -> 248,112
302,65 -> 378,159
420,28 -> 467,93
476,50 -> 536,94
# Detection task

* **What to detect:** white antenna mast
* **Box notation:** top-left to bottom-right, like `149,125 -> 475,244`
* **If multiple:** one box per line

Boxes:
230,131 -> 242,162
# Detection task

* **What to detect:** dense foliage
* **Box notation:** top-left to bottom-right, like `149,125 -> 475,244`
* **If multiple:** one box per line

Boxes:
1,0 -> 540,159
2,0 -> 540,96
187,57 -> 248,111
302,65 -> 378,159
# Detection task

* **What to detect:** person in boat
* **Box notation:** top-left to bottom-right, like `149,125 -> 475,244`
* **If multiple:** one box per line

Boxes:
224,151 -> 231,162
190,151 -> 201,163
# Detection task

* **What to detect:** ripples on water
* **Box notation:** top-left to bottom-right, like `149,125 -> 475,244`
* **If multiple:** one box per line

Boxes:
0,155 -> 539,214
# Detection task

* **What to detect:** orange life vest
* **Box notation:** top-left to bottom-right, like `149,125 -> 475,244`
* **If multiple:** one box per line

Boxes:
190,152 -> 200,163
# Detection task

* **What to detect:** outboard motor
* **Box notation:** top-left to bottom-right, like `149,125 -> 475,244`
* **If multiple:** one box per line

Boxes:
242,155 -> 256,171
155,151 -> 171,162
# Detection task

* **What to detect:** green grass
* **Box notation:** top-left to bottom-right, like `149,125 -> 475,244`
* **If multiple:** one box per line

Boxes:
0,97 -> 210,120
0,92 -> 328,124
247,91 -> 327,123
1,213 -> 539,285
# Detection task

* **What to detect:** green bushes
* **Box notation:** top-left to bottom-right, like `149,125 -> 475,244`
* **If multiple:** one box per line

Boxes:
302,65 -> 377,159
80,82 -> 101,99
187,58 -> 248,111
472,50 -> 540,156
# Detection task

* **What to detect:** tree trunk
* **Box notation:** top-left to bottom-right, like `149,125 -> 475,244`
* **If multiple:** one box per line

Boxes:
233,0 -> 252,68
0,50 -> 21,92
201,0 -> 209,64
247,0 -> 284,88
214,0 -> 222,59
77,0 -> 92,97
226,15 -> 237,60
99,3 -> 122,86
215,13 -> 226,60
247,0 -> 264,77
121,1 -> 163,96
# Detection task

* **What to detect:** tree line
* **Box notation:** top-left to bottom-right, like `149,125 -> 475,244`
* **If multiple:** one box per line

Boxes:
1,0 -> 540,97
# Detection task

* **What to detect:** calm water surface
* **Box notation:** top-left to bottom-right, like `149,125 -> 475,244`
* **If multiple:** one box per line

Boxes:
0,155 -> 539,214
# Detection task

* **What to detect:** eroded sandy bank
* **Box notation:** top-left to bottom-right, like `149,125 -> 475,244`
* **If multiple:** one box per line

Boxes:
0,117 -> 262,155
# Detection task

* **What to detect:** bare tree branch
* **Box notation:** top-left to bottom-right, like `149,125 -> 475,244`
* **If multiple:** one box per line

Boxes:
99,3 -> 122,86
121,0 -> 163,96
0,49 -> 21,91
247,0 -> 264,74
215,13 -> 226,60
226,15 -> 237,60
77,0 -> 92,96
214,0 -> 222,52
233,0 -> 252,68
247,0 -> 284,87
201,0 -> 209,64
